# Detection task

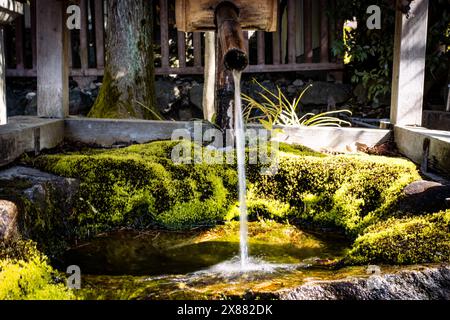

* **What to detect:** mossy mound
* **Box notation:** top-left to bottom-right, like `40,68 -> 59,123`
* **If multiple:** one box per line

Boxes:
347,210 -> 450,265
0,240 -> 74,300
248,153 -> 420,236
24,141 -> 420,240
27,141 -> 238,235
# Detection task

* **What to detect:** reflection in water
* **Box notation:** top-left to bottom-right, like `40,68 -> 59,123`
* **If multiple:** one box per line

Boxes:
62,224 -> 349,276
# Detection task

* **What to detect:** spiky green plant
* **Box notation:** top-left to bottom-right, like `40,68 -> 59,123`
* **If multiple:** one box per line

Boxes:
242,79 -> 352,130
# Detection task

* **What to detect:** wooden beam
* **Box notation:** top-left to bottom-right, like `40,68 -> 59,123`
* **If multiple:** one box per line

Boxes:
304,0 -> 313,63
193,32 -> 202,67
390,0 -> 429,126
79,0 -> 88,70
287,0 -> 296,64
177,31 -> 186,68
272,27 -> 281,65
246,62 -> 343,73
6,62 -> 344,78
94,0 -> 104,69
203,32 -> 215,121
36,0 -> 69,119
14,16 -> 24,69
160,0 -> 169,68
30,0 -> 37,69
320,0 -> 329,63
257,31 -> 265,65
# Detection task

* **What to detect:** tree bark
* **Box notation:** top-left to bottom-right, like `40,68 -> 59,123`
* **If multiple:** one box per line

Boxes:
89,0 -> 158,119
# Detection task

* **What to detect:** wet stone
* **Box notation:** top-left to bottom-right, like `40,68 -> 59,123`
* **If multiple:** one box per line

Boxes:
0,200 -> 19,241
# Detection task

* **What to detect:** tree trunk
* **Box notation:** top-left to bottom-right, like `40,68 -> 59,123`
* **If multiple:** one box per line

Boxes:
89,0 -> 158,119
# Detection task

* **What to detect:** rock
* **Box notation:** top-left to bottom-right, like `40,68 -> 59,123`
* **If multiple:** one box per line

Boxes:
293,79 -> 304,87
6,87 -> 28,117
155,79 -> 179,113
287,85 -> 297,94
398,180 -> 450,214
243,81 -> 277,98
24,92 -> 37,116
353,83 -> 368,105
70,88 -> 94,115
300,81 -> 352,106
0,200 -> 19,241
277,266 -> 450,300
189,84 -> 204,111
0,166 -> 80,252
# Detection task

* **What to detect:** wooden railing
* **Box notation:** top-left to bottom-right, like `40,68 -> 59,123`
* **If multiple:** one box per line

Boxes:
5,0 -> 343,78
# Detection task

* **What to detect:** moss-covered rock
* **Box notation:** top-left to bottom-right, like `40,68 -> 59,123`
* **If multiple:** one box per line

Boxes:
0,167 -> 79,257
248,153 -> 420,236
26,141 -> 238,235
0,240 -> 74,300
22,140 -> 420,242
346,210 -> 450,265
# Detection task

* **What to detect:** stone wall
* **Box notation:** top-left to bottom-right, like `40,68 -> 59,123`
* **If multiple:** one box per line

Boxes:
6,74 -> 353,121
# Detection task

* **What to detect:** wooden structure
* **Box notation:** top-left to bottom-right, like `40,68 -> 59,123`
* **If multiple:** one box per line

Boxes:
390,0 -> 430,126
0,0 -> 440,134
0,0 -> 23,125
5,0 -> 343,79
175,0 -> 278,32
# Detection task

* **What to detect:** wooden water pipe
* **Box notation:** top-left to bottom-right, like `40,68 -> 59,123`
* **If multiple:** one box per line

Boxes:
214,1 -> 248,135
215,2 -> 248,72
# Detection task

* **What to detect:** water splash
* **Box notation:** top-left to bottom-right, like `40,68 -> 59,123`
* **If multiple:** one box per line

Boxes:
232,70 -> 249,269
207,256 -> 301,275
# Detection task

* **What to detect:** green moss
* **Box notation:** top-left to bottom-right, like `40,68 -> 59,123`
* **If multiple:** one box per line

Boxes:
278,143 -> 326,157
26,141 -> 238,235
21,140 -> 428,266
0,180 -> 71,258
88,70 -> 125,119
346,210 -> 450,265
0,240 -> 75,300
248,153 -> 420,236
23,141 -> 421,240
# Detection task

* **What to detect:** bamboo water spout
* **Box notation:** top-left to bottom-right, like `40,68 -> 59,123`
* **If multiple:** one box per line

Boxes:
215,2 -> 248,72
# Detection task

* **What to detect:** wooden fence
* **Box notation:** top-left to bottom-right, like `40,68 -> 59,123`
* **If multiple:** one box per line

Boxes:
5,0 -> 343,78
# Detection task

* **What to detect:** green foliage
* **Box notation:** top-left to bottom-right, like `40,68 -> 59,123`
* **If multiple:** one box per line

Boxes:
0,241 -> 74,300
242,79 -> 352,130
347,210 -> 450,265
332,0 -> 395,105
331,0 -> 450,105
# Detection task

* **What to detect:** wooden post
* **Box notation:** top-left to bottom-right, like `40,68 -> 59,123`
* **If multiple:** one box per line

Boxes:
94,0 -> 105,69
203,32 -> 215,121
287,0 -> 296,64
390,0 -> 429,126
446,84 -> 450,112
15,17 -> 24,70
0,27 -> 6,125
303,0 -> 313,63
319,0 -> 329,63
177,31 -> 186,68
79,0 -> 88,71
257,31 -> 265,65
36,0 -> 69,118
160,0 -> 169,68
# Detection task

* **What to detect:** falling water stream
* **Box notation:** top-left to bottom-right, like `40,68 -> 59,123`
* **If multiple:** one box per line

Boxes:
232,70 -> 249,268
